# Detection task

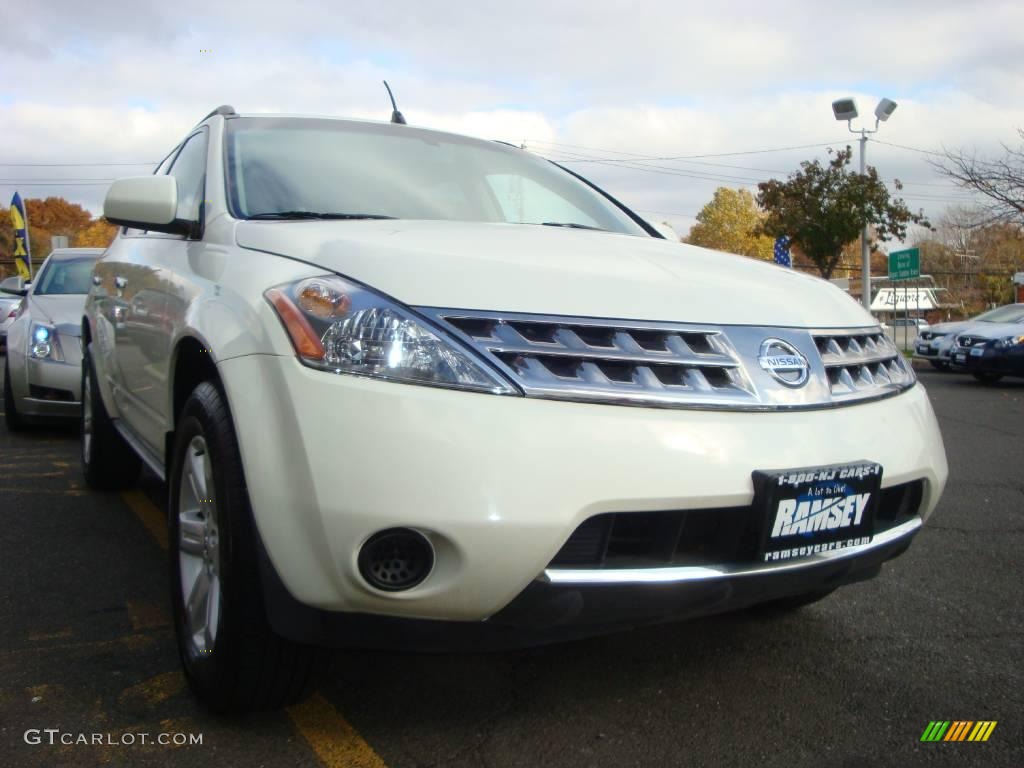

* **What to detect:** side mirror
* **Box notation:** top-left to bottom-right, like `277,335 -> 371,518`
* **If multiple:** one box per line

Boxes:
104,176 -> 191,236
0,276 -> 28,296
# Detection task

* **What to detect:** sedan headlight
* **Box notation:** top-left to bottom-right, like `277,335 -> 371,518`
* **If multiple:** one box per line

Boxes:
265,276 -> 517,394
29,323 -> 65,361
994,334 -> 1024,350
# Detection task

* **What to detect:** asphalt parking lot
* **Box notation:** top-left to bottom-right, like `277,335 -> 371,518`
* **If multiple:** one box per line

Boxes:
0,360 -> 1020,768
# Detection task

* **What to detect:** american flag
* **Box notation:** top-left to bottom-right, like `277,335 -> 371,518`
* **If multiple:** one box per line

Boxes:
773,235 -> 792,268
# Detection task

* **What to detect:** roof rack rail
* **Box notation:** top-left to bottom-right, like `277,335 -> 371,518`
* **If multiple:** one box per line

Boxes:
196,104 -> 237,125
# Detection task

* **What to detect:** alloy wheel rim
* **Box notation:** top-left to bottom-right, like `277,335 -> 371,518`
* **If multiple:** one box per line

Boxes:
177,435 -> 221,657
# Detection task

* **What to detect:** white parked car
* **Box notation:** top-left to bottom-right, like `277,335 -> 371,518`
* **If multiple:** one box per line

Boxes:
884,316 -> 930,351
3,250 -> 103,429
83,106 -> 948,712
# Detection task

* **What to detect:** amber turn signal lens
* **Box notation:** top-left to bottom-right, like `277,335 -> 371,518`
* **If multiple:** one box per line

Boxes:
296,279 -> 352,319
266,288 -> 326,360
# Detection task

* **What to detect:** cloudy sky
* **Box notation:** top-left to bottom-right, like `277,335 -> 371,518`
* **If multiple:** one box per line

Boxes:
3,0 -> 1023,237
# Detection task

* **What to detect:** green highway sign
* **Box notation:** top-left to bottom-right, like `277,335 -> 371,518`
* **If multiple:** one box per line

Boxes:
888,247 -> 920,281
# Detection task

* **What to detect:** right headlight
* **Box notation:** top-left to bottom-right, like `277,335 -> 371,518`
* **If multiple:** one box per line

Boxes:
994,334 -> 1024,350
265,276 -> 518,394
29,323 -> 65,361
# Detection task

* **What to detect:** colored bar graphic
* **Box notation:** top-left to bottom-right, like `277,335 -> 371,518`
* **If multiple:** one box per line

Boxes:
921,720 -> 996,742
944,721 -> 972,741
921,721 -> 949,741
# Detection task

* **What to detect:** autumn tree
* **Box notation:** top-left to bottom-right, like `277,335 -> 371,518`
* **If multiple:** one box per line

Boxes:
913,204 -> 1024,316
1,196 -> 102,272
687,187 -> 773,260
757,147 -> 928,279
74,219 -> 118,248
932,129 -> 1024,226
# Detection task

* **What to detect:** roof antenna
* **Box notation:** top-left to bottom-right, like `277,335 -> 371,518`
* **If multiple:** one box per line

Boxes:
383,81 -> 406,125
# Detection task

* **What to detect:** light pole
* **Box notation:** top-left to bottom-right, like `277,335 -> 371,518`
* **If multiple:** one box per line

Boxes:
831,97 -> 898,312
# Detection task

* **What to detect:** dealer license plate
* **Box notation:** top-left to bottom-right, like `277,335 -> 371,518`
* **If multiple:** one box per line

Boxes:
753,461 -> 883,563
971,346 -> 985,356
955,352 -> 966,364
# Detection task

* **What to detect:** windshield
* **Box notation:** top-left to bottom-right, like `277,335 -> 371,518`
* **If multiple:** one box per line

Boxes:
975,305 -> 1024,324
32,256 -> 98,295
225,117 -> 647,236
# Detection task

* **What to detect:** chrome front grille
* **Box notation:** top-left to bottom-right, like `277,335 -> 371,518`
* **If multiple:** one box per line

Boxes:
813,331 -> 914,400
956,335 -> 985,348
419,309 -> 916,411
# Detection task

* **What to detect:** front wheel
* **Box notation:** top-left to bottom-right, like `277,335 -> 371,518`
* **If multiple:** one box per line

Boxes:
169,380 -> 328,713
972,371 -> 1003,385
81,346 -> 141,490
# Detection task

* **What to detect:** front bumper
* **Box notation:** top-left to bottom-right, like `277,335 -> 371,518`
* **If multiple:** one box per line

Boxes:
258,517 -> 919,650
912,336 -> 954,363
954,345 -> 1024,377
6,334 -> 83,418
219,353 -> 948,629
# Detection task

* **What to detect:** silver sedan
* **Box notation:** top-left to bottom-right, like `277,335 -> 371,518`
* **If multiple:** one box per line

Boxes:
914,303 -> 1024,370
0,295 -> 22,352
2,248 -> 103,429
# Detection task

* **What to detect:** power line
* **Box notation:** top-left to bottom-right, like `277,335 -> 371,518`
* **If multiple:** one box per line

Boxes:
0,178 -> 115,183
527,138 -> 848,160
539,150 -> 976,204
634,208 -> 699,218
535,142 -> 971,195
0,161 -> 156,167
0,181 -> 112,186
870,139 -> 945,157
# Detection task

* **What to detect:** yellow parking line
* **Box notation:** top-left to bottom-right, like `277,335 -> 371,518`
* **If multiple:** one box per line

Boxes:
121,490 -> 168,551
0,486 -> 87,496
287,693 -> 388,768
119,491 -> 388,767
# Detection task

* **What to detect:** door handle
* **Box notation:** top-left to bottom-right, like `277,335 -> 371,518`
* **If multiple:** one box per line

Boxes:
114,276 -> 128,290
92,275 -> 102,286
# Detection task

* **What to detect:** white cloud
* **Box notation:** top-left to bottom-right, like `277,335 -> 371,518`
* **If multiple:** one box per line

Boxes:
2,0 -> 1021,232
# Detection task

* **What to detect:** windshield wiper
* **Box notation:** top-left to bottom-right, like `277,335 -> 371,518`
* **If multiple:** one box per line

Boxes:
540,221 -> 606,231
246,211 -> 396,220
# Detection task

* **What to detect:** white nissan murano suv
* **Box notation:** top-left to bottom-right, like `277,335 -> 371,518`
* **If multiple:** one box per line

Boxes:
82,105 -> 948,712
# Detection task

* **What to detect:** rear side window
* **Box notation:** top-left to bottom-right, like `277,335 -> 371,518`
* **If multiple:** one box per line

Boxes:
168,131 -> 209,223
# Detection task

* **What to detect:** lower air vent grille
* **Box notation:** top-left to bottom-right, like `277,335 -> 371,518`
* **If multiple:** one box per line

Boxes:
550,480 -> 925,570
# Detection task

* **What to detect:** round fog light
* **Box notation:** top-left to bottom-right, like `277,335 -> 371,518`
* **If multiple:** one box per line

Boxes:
358,528 -> 434,592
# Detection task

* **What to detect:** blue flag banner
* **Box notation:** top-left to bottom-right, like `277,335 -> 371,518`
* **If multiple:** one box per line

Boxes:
773,235 -> 792,268
10,192 -> 32,279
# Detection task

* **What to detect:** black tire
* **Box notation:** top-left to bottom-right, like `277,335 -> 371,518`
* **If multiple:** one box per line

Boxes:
3,360 -> 26,432
972,371 -> 1003,385
81,346 -> 142,490
929,360 -> 949,371
751,588 -> 837,614
169,380 -> 328,713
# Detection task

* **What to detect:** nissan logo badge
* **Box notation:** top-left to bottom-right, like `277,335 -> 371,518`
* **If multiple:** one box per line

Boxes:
758,338 -> 810,388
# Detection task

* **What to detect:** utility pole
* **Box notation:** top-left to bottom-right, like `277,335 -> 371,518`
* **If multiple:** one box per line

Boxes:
858,131 -> 870,312
831,96 -> 899,312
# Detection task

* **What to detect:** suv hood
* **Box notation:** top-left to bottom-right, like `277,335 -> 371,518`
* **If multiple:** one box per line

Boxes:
236,220 -> 875,328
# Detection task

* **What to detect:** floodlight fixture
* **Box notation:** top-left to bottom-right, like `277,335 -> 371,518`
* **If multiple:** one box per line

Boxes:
874,98 -> 898,122
832,98 -> 859,121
